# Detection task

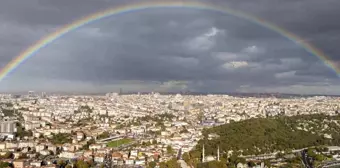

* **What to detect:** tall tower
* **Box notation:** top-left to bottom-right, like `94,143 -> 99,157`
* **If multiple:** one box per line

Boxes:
202,144 -> 205,163
28,91 -> 34,97
217,146 -> 220,161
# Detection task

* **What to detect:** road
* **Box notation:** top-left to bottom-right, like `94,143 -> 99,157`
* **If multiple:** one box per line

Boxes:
318,160 -> 340,168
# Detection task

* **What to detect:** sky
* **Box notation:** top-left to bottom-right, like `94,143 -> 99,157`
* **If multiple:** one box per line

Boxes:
0,0 -> 339,94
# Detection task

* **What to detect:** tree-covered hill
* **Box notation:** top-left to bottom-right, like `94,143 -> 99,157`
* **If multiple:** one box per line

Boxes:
195,114 -> 340,156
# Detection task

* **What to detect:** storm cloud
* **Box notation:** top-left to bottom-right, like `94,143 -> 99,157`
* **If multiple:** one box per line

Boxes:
0,0 -> 339,94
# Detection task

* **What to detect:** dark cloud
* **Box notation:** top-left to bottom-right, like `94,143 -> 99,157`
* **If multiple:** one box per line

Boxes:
0,0 -> 339,94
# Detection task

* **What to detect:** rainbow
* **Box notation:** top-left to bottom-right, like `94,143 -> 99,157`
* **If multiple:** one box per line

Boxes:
0,1 -> 337,82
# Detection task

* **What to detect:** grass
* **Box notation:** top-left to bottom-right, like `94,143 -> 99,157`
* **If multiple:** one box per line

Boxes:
107,138 -> 133,147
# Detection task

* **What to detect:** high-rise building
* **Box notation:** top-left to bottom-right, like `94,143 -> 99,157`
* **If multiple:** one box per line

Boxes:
41,92 -> 46,98
0,121 -> 16,133
28,91 -> 34,97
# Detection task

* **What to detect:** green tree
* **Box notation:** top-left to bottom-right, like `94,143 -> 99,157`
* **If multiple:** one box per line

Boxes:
97,131 -> 110,139
0,161 -> 10,168
75,160 -> 90,168
193,114 -> 340,156
148,161 -> 157,168
307,148 -> 316,157
50,133 -> 72,145
315,154 -> 324,161
276,152 -> 284,159
80,139 -> 95,150
264,160 -> 271,168
159,162 -> 167,168
248,161 -> 256,167
15,122 -> 33,138
166,158 -> 180,168
0,152 -> 13,159
189,151 -> 201,158
167,145 -> 174,154
57,160 -> 66,167
182,152 -> 190,163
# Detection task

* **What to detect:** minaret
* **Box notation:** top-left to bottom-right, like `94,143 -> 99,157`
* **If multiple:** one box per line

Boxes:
202,144 -> 205,163
217,146 -> 220,161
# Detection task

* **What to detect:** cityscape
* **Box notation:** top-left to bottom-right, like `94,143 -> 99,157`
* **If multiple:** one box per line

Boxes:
0,91 -> 339,167
0,0 -> 339,168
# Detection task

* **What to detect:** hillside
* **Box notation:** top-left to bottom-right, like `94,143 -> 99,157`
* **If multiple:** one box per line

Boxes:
195,114 -> 340,156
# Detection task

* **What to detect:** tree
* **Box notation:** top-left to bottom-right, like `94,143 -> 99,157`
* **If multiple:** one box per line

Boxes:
315,154 -> 324,161
75,160 -> 90,168
167,145 -> 174,154
0,161 -> 10,168
80,139 -> 95,150
0,152 -> 13,159
264,160 -> 271,168
189,151 -> 201,159
50,133 -> 72,145
159,162 -> 166,168
87,160 -> 94,167
276,152 -> 284,159
307,148 -> 316,157
166,158 -> 180,168
15,122 -> 33,138
57,160 -> 66,167
148,161 -> 157,168
248,161 -> 256,167
193,114 -> 340,156
182,152 -> 190,163
235,157 -> 246,164
97,131 -> 110,139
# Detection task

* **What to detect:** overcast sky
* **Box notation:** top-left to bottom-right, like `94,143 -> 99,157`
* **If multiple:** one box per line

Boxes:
0,0 -> 339,94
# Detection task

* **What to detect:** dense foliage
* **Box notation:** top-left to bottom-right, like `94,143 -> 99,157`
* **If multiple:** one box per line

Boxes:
1,109 -> 14,117
80,139 -> 95,150
197,160 -> 227,168
50,133 -> 72,144
0,152 -> 13,159
159,158 -> 181,168
196,114 -> 340,156
0,161 -> 10,168
16,122 -> 33,138
97,131 -> 110,140
73,160 -> 92,168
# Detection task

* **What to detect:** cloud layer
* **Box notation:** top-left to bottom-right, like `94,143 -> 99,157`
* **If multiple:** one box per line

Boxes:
0,0 -> 339,94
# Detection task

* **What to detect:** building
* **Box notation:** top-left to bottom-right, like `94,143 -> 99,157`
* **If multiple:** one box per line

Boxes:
28,91 -> 35,97
0,121 -> 16,134
76,132 -> 84,141
13,160 -> 28,168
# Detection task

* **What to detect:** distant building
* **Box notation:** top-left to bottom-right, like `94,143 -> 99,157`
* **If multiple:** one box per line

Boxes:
0,121 -> 16,134
76,132 -> 84,141
13,160 -> 28,168
41,92 -> 47,98
28,91 -> 35,97
106,92 -> 119,97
